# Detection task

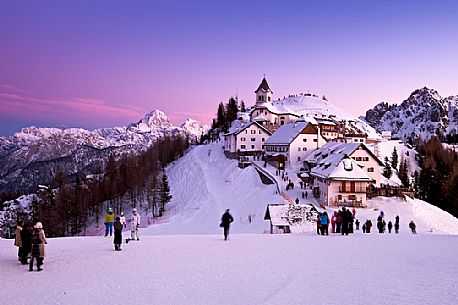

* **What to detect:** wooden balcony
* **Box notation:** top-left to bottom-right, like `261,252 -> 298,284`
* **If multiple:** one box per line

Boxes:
338,186 -> 367,193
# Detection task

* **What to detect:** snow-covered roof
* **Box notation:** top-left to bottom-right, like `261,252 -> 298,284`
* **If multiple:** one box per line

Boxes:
305,142 -> 383,165
310,155 -> 373,181
255,77 -> 272,93
265,121 -> 315,145
225,121 -> 271,136
264,204 -> 317,226
252,114 -> 269,122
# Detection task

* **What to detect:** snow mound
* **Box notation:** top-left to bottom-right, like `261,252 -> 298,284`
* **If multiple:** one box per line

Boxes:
408,198 -> 458,235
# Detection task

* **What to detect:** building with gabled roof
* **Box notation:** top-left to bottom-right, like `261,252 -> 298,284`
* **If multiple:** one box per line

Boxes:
305,142 -> 383,186
264,118 -> 327,169
223,120 -> 272,158
310,155 -> 373,207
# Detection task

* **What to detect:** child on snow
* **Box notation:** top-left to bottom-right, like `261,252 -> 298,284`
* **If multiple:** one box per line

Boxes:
29,222 -> 47,272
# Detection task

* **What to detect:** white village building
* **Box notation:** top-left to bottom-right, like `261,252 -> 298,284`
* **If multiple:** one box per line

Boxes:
264,118 -> 327,169
223,120 -> 271,158
310,155 -> 373,207
305,142 -> 383,187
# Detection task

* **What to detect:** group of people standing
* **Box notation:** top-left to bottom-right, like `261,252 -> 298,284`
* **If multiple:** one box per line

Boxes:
327,207 -> 356,235
104,207 -> 141,251
14,221 -> 47,272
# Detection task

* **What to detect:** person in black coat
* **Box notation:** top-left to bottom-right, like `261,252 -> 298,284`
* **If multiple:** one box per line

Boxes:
20,223 -> 32,265
341,207 -> 350,235
220,209 -> 234,241
113,217 -> 123,251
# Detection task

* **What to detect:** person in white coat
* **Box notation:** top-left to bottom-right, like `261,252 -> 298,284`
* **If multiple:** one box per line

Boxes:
119,212 -> 127,229
130,208 -> 141,241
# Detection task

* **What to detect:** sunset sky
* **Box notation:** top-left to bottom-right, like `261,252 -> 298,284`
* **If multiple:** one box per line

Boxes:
1,0 -> 458,135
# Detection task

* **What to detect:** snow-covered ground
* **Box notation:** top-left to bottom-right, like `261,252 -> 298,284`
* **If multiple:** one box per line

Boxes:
1,233 -> 457,305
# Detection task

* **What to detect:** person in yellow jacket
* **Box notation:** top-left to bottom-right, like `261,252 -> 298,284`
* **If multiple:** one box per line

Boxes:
104,208 -> 115,237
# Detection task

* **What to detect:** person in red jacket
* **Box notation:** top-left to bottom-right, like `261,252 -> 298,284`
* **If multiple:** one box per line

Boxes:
331,211 -> 337,233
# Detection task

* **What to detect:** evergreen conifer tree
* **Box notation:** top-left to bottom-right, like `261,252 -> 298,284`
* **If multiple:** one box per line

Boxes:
382,157 -> 393,179
391,147 -> 398,170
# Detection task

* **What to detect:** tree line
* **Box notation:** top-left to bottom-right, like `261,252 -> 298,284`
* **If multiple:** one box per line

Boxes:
414,137 -> 458,217
23,135 -> 190,237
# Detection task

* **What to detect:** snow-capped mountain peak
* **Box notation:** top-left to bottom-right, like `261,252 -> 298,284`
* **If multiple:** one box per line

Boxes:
128,109 -> 172,132
180,118 -> 210,138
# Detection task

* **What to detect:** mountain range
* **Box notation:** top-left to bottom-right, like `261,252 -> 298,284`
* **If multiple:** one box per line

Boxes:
0,110 -> 209,193
363,87 -> 458,142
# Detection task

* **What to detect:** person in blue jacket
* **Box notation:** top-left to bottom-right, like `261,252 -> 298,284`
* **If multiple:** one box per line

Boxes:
320,211 -> 329,235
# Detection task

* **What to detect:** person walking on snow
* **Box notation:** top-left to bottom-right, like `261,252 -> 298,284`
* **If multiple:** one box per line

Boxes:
220,209 -> 234,241
104,208 -> 115,237
127,208 -> 141,243
113,216 -> 123,251
20,223 -> 32,265
409,221 -> 417,234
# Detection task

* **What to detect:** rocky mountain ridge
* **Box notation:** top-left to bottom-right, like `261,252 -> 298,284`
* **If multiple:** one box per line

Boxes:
0,110 -> 209,193
363,87 -> 458,142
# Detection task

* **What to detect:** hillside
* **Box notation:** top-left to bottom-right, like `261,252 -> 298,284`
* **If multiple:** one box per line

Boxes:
141,142 -> 458,235
363,87 -> 458,142
1,234 -> 457,305
247,94 -> 381,140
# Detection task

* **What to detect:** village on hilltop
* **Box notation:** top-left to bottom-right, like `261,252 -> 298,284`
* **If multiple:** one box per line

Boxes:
222,77 -> 411,213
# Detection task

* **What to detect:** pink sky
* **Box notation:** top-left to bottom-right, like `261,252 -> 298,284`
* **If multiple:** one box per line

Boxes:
1,0 -> 457,135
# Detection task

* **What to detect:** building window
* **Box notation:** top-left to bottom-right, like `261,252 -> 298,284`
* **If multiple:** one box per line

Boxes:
313,139 -> 317,142
303,147 -> 307,151
251,145 -> 255,149
241,137 -> 246,141
297,157 -> 301,161
245,130 -> 247,134
259,130 -> 262,134
280,121 -> 285,125
262,138 -> 265,142
303,139 -> 307,142
356,157 -> 362,161
241,145 -> 246,149
348,195 -> 356,200
338,195 -> 342,200
265,111 -> 267,115
298,147 -> 301,151
363,157 -> 369,161
251,130 -> 256,134
368,167 -> 374,172
268,96 -> 271,101
251,138 -> 256,141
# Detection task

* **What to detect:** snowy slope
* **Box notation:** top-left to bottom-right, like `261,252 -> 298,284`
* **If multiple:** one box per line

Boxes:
139,142 -> 458,235
1,234 -> 457,305
142,142 -> 281,235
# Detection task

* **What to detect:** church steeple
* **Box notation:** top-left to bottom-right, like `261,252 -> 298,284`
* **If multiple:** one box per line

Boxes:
255,76 -> 273,106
